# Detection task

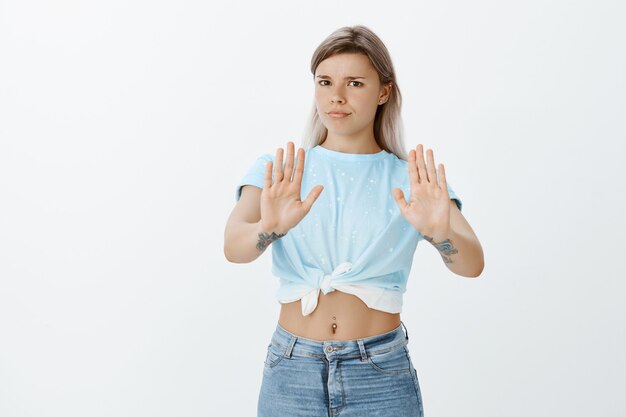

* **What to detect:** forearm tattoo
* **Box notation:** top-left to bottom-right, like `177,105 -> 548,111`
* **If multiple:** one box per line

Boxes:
423,235 -> 458,264
256,231 -> 287,251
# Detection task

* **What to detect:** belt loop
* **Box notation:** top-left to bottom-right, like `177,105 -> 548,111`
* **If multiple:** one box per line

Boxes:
357,339 -> 368,361
400,320 -> 409,341
285,334 -> 297,358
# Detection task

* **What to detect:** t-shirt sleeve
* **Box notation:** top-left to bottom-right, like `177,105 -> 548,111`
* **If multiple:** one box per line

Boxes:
234,153 -> 274,202
446,182 -> 463,212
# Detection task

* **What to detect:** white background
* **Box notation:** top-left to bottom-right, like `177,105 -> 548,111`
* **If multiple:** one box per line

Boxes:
1,1 -> 625,416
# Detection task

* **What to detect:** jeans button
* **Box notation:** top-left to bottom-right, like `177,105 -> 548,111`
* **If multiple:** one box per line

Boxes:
325,345 -> 333,353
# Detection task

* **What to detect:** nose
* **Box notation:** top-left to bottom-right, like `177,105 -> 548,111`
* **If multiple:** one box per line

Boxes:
329,85 -> 346,104
331,93 -> 345,104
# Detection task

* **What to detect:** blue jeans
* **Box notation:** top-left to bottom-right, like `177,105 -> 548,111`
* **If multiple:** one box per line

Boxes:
257,321 -> 424,417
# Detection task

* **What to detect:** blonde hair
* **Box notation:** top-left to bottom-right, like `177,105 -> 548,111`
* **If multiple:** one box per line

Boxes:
301,25 -> 408,161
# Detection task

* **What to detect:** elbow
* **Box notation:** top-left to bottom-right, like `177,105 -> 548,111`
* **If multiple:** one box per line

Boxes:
224,242 -> 255,264
224,244 -> 242,264
223,229 -> 241,263
224,246 -> 234,263
455,257 -> 484,279
468,269 -> 484,278
223,236 -> 237,263
468,259 -> 485,278
467,243 -> 485,278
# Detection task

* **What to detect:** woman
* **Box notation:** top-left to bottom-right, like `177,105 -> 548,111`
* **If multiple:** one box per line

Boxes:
224,25 -> 484,417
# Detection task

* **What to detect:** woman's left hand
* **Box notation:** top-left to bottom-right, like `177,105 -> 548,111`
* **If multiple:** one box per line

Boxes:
392,144 -> 451,239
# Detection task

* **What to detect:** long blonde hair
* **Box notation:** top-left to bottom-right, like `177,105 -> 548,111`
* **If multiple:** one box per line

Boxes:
301,25 -> 408,161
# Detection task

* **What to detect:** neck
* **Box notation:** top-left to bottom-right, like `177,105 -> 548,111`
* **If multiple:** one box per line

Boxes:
321,131 -> 381,154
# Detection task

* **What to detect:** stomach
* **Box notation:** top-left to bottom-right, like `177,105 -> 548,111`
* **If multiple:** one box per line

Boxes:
278,290 -> 401,341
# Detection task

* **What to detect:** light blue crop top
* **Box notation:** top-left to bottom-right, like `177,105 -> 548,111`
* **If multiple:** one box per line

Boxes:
234,145 -> 462,316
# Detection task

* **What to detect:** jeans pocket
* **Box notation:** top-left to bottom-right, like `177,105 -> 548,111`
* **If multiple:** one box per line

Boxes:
405,346 -> 424,415
264,342 -> 286,369
366,343 -> 412,374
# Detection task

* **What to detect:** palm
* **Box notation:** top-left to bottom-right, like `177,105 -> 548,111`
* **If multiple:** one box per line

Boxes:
259,142 -> 324,235
392,144 -> 451,236
261,189 -> 309,234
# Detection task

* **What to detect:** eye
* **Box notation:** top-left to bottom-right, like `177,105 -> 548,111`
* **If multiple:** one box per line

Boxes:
317,80 -> 363,87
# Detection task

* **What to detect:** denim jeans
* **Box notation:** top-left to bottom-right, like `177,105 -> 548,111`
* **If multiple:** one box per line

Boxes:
257,321 -> 424,417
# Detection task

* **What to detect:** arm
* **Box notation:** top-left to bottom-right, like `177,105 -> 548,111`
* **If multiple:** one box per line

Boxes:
422,199 -> 484,278
224,185 -> 285,263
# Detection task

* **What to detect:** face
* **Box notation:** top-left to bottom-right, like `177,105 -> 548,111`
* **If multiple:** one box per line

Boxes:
314,53 -> 391,137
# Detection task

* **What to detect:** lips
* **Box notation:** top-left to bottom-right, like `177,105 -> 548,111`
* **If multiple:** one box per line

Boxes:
328,112 -> 351,118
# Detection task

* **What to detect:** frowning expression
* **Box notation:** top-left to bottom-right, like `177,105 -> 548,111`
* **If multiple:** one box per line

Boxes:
314,53 -> 390,136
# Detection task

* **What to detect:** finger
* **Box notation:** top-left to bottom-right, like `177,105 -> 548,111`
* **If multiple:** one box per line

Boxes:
274,147 -> 284,182
291,147 -> 305,187
392,188 -> 408,211
284,141 -> 295,181
264,160 -> 273,188
301,185 -> 324,213
415,144 -> 429,183
438,163 -> 447,191
408,149 -> 419,185
426,148 -> 438,185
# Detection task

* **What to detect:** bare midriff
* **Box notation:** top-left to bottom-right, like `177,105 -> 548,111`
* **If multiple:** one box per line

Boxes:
278,290 -> 401,342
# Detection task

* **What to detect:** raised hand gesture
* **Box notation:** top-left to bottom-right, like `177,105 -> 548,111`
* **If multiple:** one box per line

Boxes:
260,141 -> 324,237
392,144 -> 452,239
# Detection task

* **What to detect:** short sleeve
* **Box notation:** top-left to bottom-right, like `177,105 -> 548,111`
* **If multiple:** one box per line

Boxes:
234,153 -> 274,202
446,182 -> 463,211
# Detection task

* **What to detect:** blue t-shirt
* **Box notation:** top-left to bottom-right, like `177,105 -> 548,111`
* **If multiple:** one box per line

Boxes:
234,144 -> 462,316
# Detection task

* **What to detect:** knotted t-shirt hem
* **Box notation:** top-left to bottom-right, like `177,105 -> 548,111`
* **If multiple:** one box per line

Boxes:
276,284 -> 403,315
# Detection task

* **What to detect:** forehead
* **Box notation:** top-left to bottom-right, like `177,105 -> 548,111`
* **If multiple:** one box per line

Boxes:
315,53 -> 376,76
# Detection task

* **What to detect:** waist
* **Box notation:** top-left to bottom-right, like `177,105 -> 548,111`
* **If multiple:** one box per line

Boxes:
278,290 -> 401,341
269,320 -> 409,357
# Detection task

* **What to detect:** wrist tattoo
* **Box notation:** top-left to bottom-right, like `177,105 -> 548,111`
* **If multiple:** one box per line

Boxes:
256,231 -> 287,251
423,235 -> 458,264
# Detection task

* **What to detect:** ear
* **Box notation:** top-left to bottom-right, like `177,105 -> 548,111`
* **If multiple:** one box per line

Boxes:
379,81 -> 393,103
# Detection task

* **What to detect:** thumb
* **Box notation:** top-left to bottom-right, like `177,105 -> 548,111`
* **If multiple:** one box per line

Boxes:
392,188 -> 408,211
301,185 -> 324,213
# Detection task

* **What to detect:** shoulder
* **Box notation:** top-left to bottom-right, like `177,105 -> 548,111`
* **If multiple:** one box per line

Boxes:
257,153 -> 274,163
385,152 -> 410,179
387,152 -> 407,168
257,147 -> 316,164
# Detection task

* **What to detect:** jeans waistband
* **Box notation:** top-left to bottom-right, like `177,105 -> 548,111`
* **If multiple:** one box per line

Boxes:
269,321 -> 410,360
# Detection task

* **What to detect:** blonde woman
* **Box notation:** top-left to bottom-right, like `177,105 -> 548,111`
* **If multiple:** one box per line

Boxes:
224,25 -> 484,417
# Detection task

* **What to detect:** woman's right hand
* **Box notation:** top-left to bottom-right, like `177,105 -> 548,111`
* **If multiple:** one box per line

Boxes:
259,141 -> 324,236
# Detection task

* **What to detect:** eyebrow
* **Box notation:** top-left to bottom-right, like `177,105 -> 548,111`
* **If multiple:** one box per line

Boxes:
315,75 -> 366,80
